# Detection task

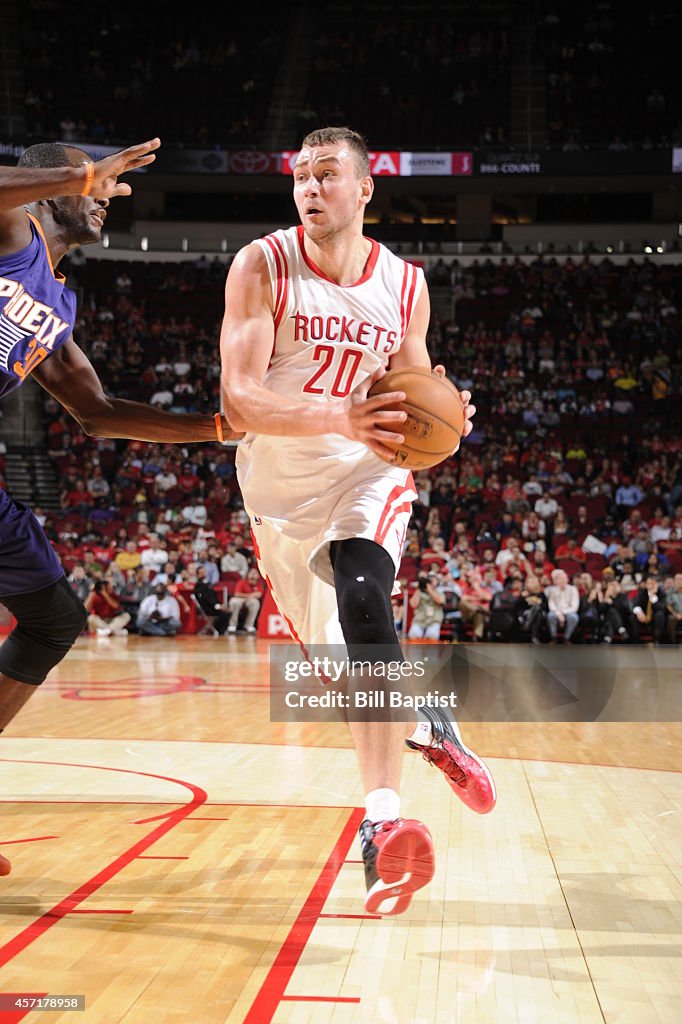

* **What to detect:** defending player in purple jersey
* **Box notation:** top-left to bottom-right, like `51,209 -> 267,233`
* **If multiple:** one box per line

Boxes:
0,138 -> 240,877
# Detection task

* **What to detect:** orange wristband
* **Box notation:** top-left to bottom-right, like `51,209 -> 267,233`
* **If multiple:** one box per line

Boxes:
214,412 -> 224,443
80,160 -> 95,197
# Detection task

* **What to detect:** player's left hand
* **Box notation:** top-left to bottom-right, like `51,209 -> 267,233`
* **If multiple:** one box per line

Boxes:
88,138 -> 161,200
432,364 -> 475,453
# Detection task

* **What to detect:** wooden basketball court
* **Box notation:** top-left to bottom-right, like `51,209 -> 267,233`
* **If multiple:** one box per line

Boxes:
1,634 -> 680,1023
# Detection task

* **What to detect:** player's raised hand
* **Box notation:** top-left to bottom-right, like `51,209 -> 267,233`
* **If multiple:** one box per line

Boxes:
337,366 -> 407,461
88,138 -> 161,199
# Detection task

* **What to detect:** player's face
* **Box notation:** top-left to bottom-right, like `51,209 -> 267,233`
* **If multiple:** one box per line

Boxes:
292,143 -> 372,243
51,147 -> 109,247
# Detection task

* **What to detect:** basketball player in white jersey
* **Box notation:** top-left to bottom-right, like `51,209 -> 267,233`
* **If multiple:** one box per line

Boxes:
220,127 -> 496,916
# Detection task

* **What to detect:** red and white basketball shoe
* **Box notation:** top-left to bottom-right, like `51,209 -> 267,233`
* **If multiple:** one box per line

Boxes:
406,710 -> 497,814
359,817 -> 435,916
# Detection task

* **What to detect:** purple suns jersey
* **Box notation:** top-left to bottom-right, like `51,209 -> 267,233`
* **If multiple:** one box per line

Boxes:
0,213 -> 76,597
0,213 -> 76,401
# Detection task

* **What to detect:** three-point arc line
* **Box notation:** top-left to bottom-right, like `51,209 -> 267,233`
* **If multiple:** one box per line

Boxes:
0,758 -> 367,1023
0,756 -> 208,969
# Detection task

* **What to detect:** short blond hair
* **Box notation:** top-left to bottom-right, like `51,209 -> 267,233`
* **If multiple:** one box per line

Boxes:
300,126 -> 370,177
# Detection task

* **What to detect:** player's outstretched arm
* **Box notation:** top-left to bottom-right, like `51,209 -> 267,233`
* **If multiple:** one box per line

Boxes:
32,337 -> 240,444
0,138 -> 160,215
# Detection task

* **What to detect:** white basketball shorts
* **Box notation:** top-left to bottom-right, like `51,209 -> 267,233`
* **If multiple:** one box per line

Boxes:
246,469 -> 417,647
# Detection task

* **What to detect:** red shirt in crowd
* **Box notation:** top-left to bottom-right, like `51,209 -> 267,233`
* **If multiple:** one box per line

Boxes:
233,578 -> 265,598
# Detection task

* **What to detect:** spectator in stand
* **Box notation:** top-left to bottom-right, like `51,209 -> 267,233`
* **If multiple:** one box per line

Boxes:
521,510 -> 546,552
86,465 -> 111,500
553,537 -> 586,565
140,534 -> 168,573
530,548 -> 555,584
494,510 -> 516,542
67,564 -> 92,604
597,571 -> 634,643
84,579 -> 130,637
495,537 -> 530,577
420,535 -> 450,569
651,515 -> 673,545
227,567 -> 265,635
616,556 -> 642,591
615,478 -> 644,516
481,564 -> 503,595
154,463 -> 178,494
631,524 -> 652,559
665,572 -> 682,644
220,541 -> 249,579
522,473 -> 544,500
488,579 -> 525,642
196,546 -> 221,586
115,540 -> 142,574
550,507 -> 571,545
408,571 -> 446,640
573,571 -> 602,642
137,583 -> 183,636
152,560 -> 183,586
534,491 -> 559,521
193,565 -> 231,636
630,575 -> 668,645
180,500 -> 208,527
149,385 -> 174,409
545,568 -> 580,643
519,575 -> 549,644
176,461 -> 201,497
458,566 -> 493,641
118,567 -> 153,627
61,478 -> 93,518
571,505 -> 593,546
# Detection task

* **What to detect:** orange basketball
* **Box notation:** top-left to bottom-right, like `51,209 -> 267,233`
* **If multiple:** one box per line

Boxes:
368,366 -> 466,470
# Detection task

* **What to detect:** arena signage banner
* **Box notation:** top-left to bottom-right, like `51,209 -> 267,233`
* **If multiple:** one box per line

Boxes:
477,151 -> 543,175
399,152 -> 473,176
8,140 -> 673,179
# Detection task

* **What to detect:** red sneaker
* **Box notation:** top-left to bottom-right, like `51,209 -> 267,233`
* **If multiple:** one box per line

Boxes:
359,818 -> 435,916
407,715 -> 497,815
0,853 -> 11,876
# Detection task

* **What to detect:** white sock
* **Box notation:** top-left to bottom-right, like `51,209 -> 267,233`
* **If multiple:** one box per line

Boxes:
407,720 -> 433,747
365,787 -> 400,824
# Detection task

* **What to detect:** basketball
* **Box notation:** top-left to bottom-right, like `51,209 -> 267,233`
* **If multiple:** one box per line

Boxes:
368,366 -> 466,469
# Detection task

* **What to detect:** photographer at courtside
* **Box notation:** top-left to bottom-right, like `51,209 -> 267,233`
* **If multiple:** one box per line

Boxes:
408,572 -> 446,640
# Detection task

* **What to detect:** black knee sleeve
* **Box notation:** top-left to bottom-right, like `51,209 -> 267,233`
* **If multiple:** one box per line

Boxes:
330,538 -> 403,662
0,576 -> 87,684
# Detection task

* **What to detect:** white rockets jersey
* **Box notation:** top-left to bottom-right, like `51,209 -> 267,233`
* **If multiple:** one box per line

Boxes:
236,225 -> 425,525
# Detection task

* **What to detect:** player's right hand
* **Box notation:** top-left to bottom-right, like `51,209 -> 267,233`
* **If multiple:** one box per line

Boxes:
337,367 -> 407,461
89,138 -> 161,199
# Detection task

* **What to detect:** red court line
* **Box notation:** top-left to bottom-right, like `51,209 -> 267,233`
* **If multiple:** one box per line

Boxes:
0,836 -> 58,846
0,758 -> 207,969
0,800 -> 352,808
243,807 -> 364,1024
